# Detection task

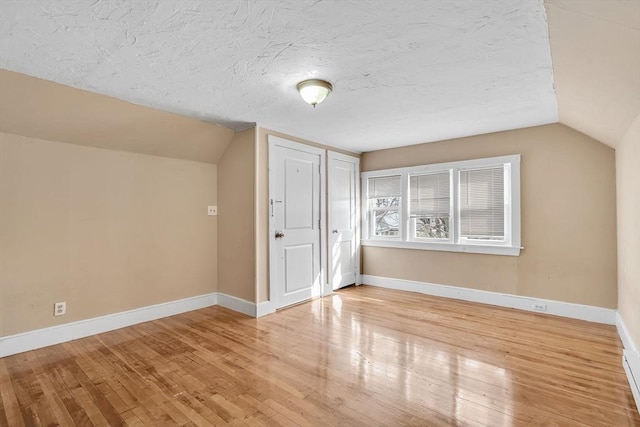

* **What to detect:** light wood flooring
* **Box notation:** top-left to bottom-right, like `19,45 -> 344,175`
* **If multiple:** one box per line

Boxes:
1,285 -> 639,426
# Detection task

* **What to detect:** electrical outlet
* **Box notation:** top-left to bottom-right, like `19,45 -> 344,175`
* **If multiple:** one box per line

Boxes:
207,205 -> 217,216
532,302 -> 547,312
54,301 -> 66,316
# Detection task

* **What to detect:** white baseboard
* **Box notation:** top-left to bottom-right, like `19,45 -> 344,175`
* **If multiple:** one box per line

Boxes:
362,275 -> 616,325
217,293 -> 257,317
0,292 -> 280,358
0,293 -> 218,358
616,313 -> 640,412
256,301 -> 275,317
322,282 -> 333,297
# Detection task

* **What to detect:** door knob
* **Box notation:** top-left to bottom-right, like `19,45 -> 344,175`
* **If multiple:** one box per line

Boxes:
332,230 -> 338,234
275,231 -> 285,239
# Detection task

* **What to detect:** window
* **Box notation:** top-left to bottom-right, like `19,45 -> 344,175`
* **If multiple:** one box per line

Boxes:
362,155 -> 521,256
459,166 -> 505,242
368,175 -> 401,237
409,171 -> 451,241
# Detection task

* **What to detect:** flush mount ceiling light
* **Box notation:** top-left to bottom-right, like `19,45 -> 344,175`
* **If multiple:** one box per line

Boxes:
296,79 -> 333,107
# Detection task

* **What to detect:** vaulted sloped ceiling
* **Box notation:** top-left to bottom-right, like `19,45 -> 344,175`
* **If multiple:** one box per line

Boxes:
0,70 -> 235,163
0,1 -> 637,154
546,0 -> 640,148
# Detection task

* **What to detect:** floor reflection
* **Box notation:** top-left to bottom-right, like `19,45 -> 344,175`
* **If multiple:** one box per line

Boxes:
5,286 -> 635,425
319,290 -> 515,425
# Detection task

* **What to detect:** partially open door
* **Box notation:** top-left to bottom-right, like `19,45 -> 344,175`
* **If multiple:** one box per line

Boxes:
328,151 -> 360,290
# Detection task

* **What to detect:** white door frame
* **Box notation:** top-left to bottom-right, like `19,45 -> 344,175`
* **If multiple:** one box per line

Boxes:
328,151 -> 361,288
268,136 -> 327,309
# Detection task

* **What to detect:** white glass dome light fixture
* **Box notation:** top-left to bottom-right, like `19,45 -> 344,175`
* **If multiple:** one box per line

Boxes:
296,79 -> 333,107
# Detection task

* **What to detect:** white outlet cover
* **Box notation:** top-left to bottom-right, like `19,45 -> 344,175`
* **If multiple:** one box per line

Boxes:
54,301 -> 66,316
207,206 -> 217,216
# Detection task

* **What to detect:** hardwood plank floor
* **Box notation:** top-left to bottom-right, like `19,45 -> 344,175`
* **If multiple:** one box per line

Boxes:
1,285 -> 638,426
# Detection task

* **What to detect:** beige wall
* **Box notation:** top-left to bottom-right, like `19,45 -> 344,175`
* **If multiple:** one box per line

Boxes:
361,124 -> 617,308
546,0 -> 640,148
217,128 -> 256,302
617,114 -> 640,348
0,132 -> 218,336
255,127 -> 359,303
0,70 -> 234,163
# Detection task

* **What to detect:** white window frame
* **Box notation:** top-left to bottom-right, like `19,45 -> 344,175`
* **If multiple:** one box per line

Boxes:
367,174 -> 403,240
407,169 -> 454,244
361,155 -> 521,256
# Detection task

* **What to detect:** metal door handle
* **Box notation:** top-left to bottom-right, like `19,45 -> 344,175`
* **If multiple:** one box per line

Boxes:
275,231 -> 285,239
332,230 -> 338,234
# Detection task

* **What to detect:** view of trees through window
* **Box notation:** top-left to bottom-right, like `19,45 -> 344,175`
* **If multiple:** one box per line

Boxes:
413,216 -> 449,239
409,171 -> 451,240
372,196 -> 400,236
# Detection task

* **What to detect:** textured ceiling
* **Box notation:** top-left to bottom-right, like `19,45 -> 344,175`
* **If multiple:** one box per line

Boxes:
0,0 -> 558,153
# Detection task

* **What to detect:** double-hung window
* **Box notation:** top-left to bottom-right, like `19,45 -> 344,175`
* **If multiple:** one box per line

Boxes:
409,171 -> 452,241
368,175 -> 402,238
362,155 -> 521,256
459,165 -> 507,243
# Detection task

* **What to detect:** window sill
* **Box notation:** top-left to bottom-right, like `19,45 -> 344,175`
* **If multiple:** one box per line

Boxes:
361,239 -> 521,256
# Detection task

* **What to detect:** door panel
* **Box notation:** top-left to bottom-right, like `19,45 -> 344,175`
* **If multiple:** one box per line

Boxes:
334,240 -> 353,277
328,152 -> 360,290
284,158 -> 314,229
270,139 -> 324,309
332,166 -> 353,231
284,244 -> 314,294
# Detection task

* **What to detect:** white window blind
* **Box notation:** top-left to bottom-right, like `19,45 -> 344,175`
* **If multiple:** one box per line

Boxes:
459,166 -> 505,240
409,171 -> 451,239
369,175 -> 401,198
409,172 -> 450,217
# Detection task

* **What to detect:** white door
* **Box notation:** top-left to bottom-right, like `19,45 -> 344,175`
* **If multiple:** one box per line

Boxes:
328,152 -> 360,290
269,137 -> 325,309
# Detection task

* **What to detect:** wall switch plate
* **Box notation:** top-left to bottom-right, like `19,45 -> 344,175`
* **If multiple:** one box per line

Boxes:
54,301 -> 66,316
207,206 -> 217,216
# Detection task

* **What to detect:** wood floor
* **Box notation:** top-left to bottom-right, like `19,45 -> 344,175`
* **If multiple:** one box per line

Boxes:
1,286 -> 638,426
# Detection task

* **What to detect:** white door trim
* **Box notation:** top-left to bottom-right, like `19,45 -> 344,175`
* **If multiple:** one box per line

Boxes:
328,151 -> 361,288
268,136 -> 327,309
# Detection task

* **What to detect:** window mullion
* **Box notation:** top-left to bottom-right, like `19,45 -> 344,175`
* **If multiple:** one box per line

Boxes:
510,157 -> 521,250
362,176 -> 368,239
504,164 -> 512,246
452,167 -> 459,244
401,173 -> 409,242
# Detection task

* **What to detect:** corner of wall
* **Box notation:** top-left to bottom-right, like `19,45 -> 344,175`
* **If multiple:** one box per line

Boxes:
217,128 -> 258,302
615,114 -> 640,407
